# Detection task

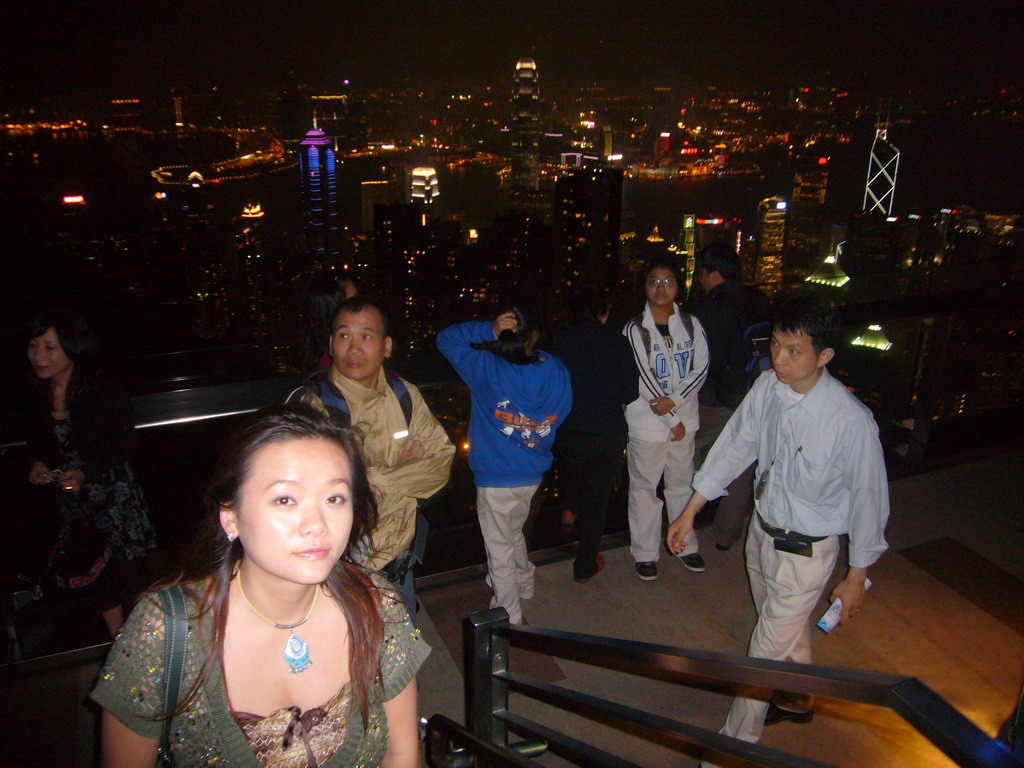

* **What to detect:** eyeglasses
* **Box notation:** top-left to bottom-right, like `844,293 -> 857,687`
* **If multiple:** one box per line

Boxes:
646,278 -> 677,287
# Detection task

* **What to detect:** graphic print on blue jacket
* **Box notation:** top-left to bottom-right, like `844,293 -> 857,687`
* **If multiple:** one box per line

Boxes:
437,320 -> 572,488
493,398 -> 558,451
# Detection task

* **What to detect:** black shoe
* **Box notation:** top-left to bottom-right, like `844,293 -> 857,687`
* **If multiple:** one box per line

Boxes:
678,553 -> 706,573
764,702 -> 813,726
575,554 -> 605,583
635,561 -> 657,581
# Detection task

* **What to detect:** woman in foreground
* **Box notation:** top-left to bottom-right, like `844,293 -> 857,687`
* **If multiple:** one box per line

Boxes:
92,404 -> 429,768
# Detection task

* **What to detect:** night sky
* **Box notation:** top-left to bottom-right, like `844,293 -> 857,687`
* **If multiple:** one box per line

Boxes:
4,0 -> 1022,101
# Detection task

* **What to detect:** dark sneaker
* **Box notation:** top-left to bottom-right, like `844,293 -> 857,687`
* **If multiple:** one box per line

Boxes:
764,702 -> 814,726
678,553 -> 706,573
635,561 -> 658,581
574,554 -> 605,583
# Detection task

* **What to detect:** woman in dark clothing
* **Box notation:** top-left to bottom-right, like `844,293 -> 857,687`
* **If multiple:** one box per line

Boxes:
26,309 -> 155,636
298,274 -> 358,371
547,284 -> 637,582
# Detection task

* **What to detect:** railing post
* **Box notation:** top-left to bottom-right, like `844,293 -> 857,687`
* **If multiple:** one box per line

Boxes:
906,314 -> 952,460
464,607 -> 510,745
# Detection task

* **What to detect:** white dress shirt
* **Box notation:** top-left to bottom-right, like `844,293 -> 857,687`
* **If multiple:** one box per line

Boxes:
692,367 -> 889,568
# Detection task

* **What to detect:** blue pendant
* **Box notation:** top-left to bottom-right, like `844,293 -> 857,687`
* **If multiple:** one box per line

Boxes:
283,632 -> 312,674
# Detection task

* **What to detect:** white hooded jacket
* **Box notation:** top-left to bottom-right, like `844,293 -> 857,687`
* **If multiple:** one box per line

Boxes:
623,303 -> 709,441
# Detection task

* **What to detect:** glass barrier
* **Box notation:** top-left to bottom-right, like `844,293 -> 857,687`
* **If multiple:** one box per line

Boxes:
2,293 -> 1021,664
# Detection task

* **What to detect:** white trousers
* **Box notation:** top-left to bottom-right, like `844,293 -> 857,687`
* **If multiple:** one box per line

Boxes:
626,436 -> 698,562
705,519 -> 839,765
476,485 -> 539,625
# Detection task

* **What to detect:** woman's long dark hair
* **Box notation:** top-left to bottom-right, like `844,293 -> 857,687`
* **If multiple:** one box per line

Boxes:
166,404 -> 385,723
470,294 -> 544,365
299,275 -> 346,371
26,309 -> 100,410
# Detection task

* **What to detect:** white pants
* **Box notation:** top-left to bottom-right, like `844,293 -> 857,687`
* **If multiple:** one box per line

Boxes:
705,519 -> 839,765
476,485 -> 539,625
626,436 -> 698,562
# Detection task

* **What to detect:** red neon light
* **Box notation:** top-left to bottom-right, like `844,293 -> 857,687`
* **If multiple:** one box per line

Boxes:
818,157 -> 828,166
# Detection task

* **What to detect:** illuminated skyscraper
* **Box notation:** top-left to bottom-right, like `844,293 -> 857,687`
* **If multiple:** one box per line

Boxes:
681,216 -> 744,293
863,123 -> 900,216
511,58 -> 541,192
411,167 -> 440,208
299,127 -> 341,261
754,197 -> 787,284
678,215 -> 697,295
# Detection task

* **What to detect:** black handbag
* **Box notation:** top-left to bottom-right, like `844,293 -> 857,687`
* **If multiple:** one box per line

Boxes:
47,508 -> 112,591
157,586 -> 188,767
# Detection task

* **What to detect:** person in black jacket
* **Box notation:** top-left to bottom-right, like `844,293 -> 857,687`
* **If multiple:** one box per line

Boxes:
547,284 -> 637,582
692,244 -> 768,552
26,310 -> 155,635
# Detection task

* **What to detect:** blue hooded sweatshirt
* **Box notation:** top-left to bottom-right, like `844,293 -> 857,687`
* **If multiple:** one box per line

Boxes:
438,321 -> 572,488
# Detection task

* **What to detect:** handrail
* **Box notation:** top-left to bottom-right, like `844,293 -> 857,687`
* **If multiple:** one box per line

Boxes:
464,608 -> 1023,768
426,714 -> 542,768
1,641 -> 111,680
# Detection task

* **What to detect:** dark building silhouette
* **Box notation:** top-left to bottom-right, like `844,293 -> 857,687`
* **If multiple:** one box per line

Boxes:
555,166 -> 623,288
840,213 -> 914,276
785,157 -> 831,281
373,203 -> 466,353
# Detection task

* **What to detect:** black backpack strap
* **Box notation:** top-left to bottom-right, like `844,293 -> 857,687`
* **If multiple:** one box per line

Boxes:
680,312 -> 694,343
314,378 -> 352,417
384,371 -> 413,427
158,585 -> 187,766
678,311 -> 696,373
628,313 -> 649,356
628,313 -> 663,401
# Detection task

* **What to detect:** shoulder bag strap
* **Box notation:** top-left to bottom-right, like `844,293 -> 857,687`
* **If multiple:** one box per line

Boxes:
158,585 -> 188,766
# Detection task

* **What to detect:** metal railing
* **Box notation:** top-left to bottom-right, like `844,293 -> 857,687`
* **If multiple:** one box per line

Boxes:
443,607 -> 1023,768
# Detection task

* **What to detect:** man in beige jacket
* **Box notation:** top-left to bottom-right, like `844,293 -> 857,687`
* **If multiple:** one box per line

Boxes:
292,295 -> 455,614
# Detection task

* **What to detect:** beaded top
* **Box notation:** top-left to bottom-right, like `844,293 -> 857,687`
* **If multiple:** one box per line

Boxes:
91,576 -> 429,767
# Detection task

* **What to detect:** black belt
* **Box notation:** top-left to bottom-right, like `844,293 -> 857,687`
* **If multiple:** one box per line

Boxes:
757,514 -> 828,545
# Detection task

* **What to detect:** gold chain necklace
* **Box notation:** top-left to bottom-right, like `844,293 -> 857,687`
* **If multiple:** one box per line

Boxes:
236,575 -> 318,674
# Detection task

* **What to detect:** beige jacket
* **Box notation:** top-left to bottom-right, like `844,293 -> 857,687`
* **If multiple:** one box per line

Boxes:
302,370 -> 455,570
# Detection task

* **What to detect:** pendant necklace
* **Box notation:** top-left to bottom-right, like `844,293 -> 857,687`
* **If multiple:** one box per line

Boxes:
237,576 -> 318,674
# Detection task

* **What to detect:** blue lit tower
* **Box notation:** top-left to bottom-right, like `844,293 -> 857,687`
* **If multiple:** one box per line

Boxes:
511,58 -> 541,192
299,126 -> 341,260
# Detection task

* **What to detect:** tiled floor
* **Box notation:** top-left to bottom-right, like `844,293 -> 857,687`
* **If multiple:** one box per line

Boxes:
3,451 -> 1021,767
414,450 -> 1024,767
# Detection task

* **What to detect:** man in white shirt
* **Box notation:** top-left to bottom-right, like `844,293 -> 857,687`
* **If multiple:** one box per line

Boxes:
667,294 -> 889,761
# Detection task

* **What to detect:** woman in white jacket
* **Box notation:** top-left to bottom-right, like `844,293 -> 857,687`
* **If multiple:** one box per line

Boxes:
623,260 -> 709,581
